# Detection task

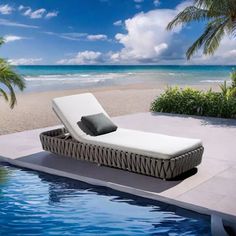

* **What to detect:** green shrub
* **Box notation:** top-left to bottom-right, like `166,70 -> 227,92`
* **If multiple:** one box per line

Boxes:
230,70 -> 236,88
150,87 -> 236,119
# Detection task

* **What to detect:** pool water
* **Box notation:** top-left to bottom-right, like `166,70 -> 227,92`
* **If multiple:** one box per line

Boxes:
0,163 -> 211,235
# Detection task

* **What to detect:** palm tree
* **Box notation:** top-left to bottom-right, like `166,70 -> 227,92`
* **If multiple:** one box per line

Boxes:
167,0 -> 236,59
0,37 -> 25,108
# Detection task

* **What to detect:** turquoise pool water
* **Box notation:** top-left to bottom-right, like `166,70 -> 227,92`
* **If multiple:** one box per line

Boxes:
0,163 -> 211,235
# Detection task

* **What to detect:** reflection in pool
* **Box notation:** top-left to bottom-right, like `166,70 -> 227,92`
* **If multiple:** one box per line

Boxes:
0,163 -> 211,235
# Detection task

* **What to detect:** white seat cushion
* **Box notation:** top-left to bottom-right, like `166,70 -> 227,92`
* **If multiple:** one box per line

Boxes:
85,128 -> 202,160
53,93 -> 202,160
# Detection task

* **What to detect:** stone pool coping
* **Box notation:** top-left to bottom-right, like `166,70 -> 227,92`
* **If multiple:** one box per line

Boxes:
1,112 -> 236,226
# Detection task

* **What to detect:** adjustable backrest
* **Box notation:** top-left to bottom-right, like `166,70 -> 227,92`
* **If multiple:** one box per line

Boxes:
52,93 -> 109,141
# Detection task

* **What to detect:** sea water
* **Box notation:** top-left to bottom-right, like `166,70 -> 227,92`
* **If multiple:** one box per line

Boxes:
15,65 -> 235,92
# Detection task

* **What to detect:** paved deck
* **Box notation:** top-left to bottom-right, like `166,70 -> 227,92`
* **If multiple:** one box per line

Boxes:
0,112 -> 236,222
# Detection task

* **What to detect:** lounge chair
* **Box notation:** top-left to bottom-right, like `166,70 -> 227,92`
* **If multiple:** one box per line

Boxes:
40,93 -> 203,180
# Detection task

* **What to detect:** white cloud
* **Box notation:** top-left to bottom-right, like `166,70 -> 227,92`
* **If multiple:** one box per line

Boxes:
153,0 -> 160,7
87,34 -> 108,41
4,35 -> 25,43
8,58 -> 42,65
18,5 -> 25,11
23,8 -> 46,19
45,32 -> 87,41
0,4 -> 14,15
45,11 -> 59,19
57,51 -> 103,65
45,32 -> 108,42
113,20 -> 122,26
134,0 -> 143,9
55,0 -> 235,65
19,5 -> 58,19
0,18 -> 39,28
111,3 -> 186,63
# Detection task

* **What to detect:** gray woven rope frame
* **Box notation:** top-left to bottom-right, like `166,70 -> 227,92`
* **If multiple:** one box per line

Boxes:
40,128 -> 203,180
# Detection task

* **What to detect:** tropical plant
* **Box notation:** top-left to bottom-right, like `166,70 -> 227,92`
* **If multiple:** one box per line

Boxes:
219,69 -> 236,98
150,86 -> 236,118
219,81 -> 230,98
230,70 -> 236,88
167,0 -> 236,59
0,37 -> 25,108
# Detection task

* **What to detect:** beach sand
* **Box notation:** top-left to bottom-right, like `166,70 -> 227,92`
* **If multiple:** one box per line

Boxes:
0,82 -> 219,135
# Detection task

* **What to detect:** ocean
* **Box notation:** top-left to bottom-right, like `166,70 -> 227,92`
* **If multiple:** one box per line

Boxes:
15,65 -> 235,93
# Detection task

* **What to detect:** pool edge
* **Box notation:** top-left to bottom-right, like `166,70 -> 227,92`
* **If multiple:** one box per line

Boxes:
1,154 -> 236,227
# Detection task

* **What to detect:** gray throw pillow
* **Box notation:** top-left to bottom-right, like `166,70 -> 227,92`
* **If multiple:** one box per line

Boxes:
81,113 -> 117,136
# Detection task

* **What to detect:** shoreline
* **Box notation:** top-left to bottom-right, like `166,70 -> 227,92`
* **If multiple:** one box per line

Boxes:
0,82 -> 220,135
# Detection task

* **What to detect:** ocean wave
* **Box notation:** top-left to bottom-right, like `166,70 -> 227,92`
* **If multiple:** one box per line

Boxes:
200,80 -> 230,83
79,74 -> 90,77
23,72 -> 136,83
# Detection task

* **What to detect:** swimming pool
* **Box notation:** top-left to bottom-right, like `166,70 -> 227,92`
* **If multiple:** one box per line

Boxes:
0,163 -> 211,235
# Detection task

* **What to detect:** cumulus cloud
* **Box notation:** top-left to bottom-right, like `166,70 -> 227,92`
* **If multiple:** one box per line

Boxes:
109,0 -> 235,64
57,51 -> 103,65
110,2 -> 187,63
4,35 -> 25,43
54,0 -> 235,65
0,4 -> 14,15
8,58 -> 42,65
0,18 -> 39,28
87,34 -> 108,41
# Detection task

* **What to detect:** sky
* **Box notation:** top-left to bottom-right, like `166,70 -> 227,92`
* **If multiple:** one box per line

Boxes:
0,0 -> 235,65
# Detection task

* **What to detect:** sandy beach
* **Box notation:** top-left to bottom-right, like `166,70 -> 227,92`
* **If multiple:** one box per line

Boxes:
0,82 -> 220,135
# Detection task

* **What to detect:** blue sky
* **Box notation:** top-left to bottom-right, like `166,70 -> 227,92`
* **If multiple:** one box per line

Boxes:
0,0 -> 235,65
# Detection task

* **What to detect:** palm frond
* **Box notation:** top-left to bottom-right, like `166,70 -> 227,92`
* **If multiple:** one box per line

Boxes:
186,17 -> 229,59
167,6 -> 209,30
1,79 -> 17,108
167,0 -> 236,58
203,19 -> 228,55
195,0 -> 213,9
0,37 -> 4,46
0,59 -> 25,108
0,88 -> 8,102
186,25 -> 212,59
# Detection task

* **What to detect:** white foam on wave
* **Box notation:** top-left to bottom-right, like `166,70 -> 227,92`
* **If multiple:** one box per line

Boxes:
200,80 -> 230,83
79,74 -> 90,77
23,72 -> 136,83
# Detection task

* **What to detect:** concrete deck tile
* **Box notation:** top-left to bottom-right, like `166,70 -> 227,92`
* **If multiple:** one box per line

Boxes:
213,196 -> 236,216
160,158 -> 230,198
177,188 -> 225,209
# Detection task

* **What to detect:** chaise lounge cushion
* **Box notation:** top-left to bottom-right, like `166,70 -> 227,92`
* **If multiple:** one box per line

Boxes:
81,113 -> 117,135
52,93 -> 202,160
85,128 -> 202,160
